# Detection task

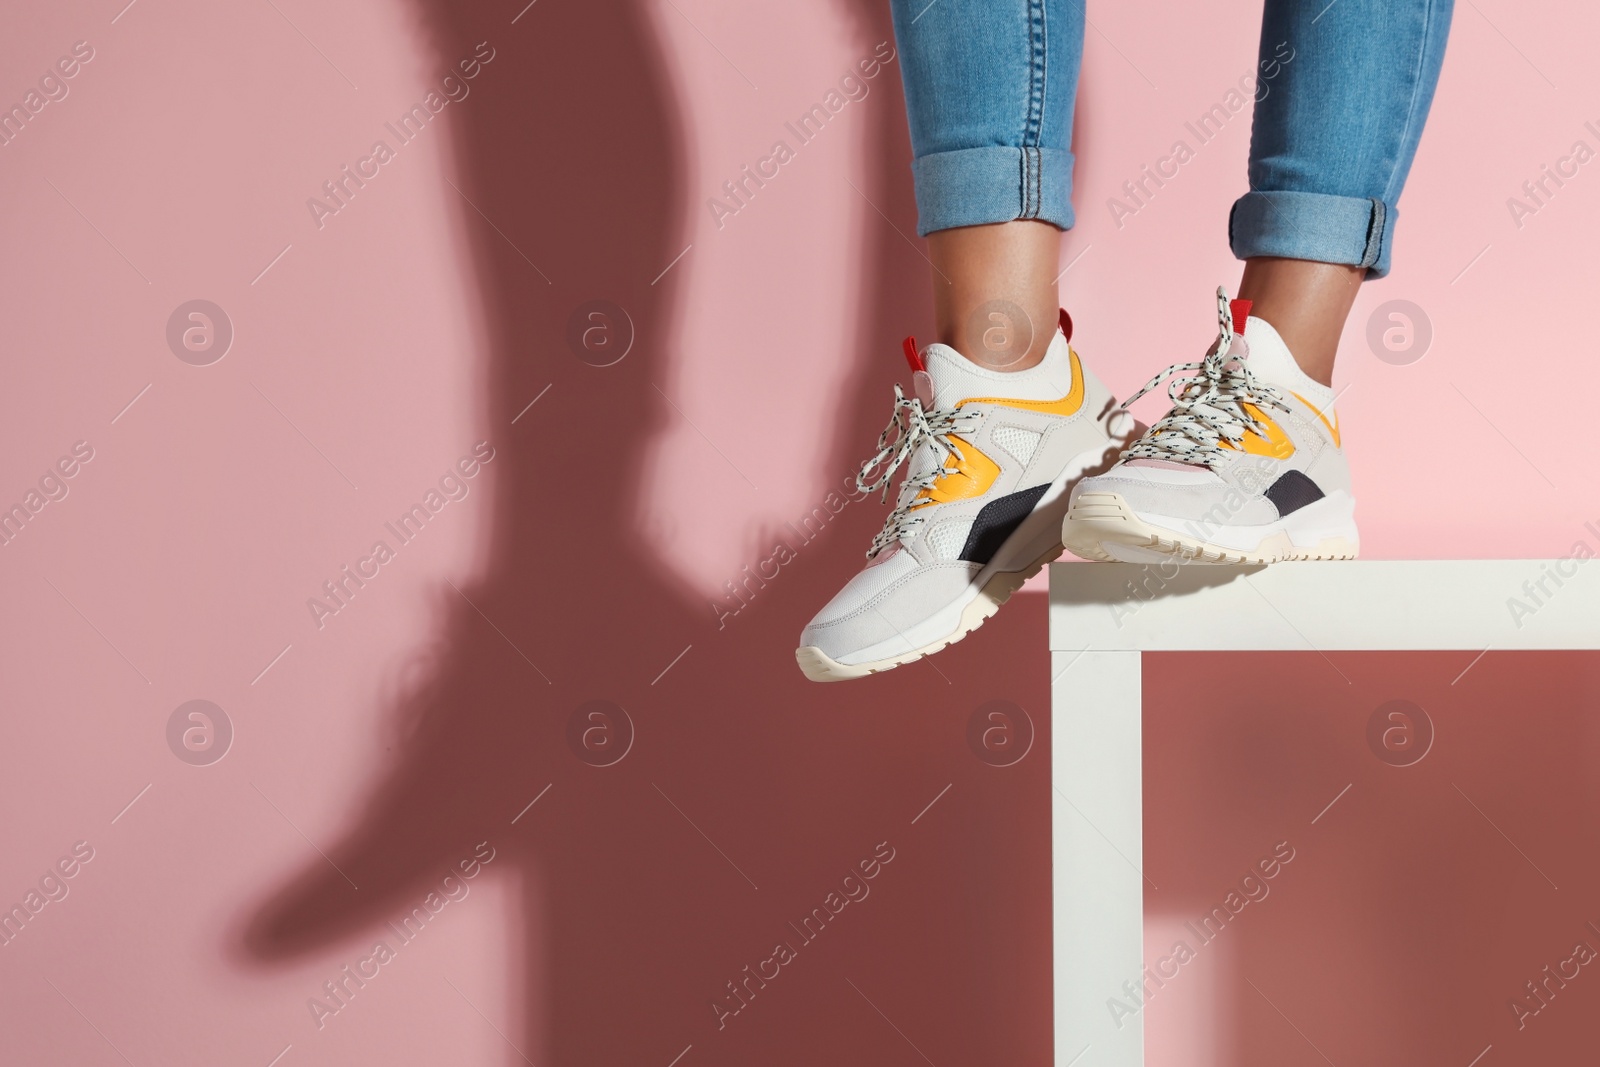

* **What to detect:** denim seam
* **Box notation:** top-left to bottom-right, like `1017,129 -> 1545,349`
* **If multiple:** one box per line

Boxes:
1019,150 -> 1029,218
1025,0 -> 1045,145
1022,147 -> 1039,218
1019,0 -> 1046,219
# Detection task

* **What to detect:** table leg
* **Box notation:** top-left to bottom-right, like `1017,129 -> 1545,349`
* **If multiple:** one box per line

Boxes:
1052,649 -> 1144,1067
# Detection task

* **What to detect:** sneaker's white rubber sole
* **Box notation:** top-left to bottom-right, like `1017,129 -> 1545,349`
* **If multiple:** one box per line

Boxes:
1062,490 -> 1359,565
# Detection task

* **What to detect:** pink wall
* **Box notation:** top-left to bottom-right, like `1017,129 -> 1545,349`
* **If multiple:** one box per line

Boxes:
1,0 -> 1596,1064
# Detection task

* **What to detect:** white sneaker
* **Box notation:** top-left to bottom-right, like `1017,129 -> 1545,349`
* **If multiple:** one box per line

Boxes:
797,312 -> 1136,682
1062,288 -> 1358,565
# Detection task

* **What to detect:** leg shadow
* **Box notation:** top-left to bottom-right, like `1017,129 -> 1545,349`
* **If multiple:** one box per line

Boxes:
233,0 -> 1060,1062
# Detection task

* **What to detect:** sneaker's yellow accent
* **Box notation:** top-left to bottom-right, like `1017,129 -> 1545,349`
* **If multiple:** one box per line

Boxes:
1218,402 -> 1295,459
957,347 -> 1087,418
914,434 -> 1001,507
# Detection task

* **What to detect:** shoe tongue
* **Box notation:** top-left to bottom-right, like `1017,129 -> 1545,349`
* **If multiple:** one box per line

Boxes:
1225,315 -> 1293,387
917,343 -> 977,408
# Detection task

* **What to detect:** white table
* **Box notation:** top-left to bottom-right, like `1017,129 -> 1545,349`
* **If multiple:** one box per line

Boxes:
1048,559 -> 1600,1066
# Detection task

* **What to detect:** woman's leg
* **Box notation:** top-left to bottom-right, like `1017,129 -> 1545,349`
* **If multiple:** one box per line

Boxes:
1058,0 -> 1455,566
1232,0 -> 1455,384
890,0 -> 1084,370
797,2 -> 1135,682
928,220 -> 1064,370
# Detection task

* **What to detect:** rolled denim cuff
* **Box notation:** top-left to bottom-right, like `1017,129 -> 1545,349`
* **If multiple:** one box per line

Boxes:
911,146 -> 1074,236
1229,190 -> 1397,278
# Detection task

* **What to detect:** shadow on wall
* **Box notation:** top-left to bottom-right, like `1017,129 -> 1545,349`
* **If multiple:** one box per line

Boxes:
230,1 -> 1059,1064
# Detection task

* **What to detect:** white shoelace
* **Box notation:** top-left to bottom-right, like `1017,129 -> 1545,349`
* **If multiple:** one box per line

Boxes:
1121,287 -> 1290,469
855,384 -> 981,560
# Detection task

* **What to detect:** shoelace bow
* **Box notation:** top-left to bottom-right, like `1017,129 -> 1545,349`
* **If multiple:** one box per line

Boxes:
855,384 -> 980,560
1121,287 -> 1290,468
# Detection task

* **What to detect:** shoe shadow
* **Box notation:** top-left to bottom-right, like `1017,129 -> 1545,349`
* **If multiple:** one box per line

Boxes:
230,1 -> 1058,1063
1053,560 -> 1266,611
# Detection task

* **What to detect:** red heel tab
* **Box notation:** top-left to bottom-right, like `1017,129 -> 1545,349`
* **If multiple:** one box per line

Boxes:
1058,308 -> 1073,342
902,335 -> 925,373
1228,298 -> 1252,336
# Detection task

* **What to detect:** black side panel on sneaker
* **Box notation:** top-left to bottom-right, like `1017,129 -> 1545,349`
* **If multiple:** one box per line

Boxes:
1264,470 -> 1325,516
959,484 -> 1051,564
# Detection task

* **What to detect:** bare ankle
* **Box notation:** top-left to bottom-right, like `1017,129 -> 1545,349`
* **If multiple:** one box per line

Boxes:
928,220 -> 1063,371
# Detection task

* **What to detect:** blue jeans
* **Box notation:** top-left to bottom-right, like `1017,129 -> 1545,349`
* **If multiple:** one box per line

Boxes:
889,0 -> 1453,277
